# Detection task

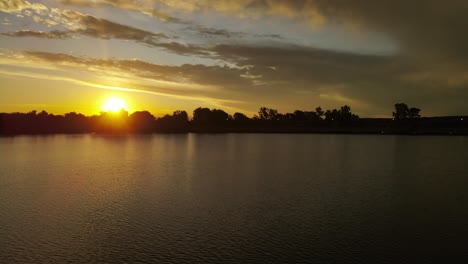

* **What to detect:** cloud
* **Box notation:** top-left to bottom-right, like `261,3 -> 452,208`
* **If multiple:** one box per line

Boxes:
2,29 -> 71,39
152,0 -> 468,60
59,0 -> 282,41
3,1 -> 468,116
49,0 -> 468,67
4,1 -> 284,55
0,50 -> 248,112
3,29 -> 208,56
59,0 -> 186,23
185,25 -> 246,38
205,42 -> 468,116
19,50 -> 251,87
1,3 -> 170,42
50,9 -> 169,40
2,6 -> 212,56
0,0 -> 47,14
3,41 -> 468,116
57,1 -> 468,61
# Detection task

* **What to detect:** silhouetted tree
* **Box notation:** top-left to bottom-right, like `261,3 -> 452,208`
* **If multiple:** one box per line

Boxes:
233,112 -> 249,121
192,107 -> 228,128
293,110 -> 305,120
340,105 -> 351,119
211,109 -> 229,123
258,107 -> 279,120
192,107 -> 212,123
323,105 -> 358,122
393,103 -> 410,120
129,111 -> 155,133
393,103 -> 421,119
95,109 -> 129,133
2,104 -> 467,135
290,110 -> 319,121
63,112 -> 88,133
173,110 -> 189,123
339,105 -> 359,121
156,110 -> 189,132
315,107 -> 324,120
324,109 -> 339,121
409,107 -> 421,118
305,111 -> 320,121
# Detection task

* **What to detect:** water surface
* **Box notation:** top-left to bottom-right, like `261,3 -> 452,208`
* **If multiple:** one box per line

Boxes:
1,134 -> 467,263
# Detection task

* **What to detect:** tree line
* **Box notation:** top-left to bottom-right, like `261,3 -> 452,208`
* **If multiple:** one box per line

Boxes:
1,103 -> 467,135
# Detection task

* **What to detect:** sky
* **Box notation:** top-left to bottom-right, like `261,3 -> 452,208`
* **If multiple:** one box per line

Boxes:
1,0 -> 468,117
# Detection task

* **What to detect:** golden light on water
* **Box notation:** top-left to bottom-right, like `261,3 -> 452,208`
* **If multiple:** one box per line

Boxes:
101,97 -> 128,112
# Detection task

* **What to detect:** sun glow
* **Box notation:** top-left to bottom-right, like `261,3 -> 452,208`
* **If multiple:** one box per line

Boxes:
101,97 -> 128,112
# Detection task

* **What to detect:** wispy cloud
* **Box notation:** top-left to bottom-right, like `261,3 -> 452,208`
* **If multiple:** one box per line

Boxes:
2,29 -> 72,39
1,5 -> 214,56
0,50 -> 249,106
59,0 -> 186,23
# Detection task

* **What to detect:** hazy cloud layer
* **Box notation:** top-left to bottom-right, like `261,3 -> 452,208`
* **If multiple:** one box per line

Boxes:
0,50 -> 251,107
4,45 -> 466,116
19,50 -> 250,88
60,0 -> 186,23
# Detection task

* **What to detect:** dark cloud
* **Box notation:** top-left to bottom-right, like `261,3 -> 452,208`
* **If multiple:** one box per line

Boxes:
298,1 -> 468,66
142,0 -> 468,60
206,42 -> 468,116
57,9 -> 169,40
185,25 -> 285,40
255,34 -> 284,39
155,42 -> 209,55
2,30 -> 71,39
185,25 -> 246,38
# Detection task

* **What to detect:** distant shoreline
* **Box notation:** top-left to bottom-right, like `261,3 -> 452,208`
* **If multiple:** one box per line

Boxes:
2,110 -> 467,136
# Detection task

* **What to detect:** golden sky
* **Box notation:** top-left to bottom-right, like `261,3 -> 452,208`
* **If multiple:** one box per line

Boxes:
1,0 -> 468,117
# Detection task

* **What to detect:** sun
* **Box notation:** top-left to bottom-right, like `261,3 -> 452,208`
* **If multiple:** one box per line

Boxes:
101,97 -> 128,112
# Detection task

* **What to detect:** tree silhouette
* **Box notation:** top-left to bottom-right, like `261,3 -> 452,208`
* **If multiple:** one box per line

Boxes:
409,107 -> 421,118
156,110 -> 189,132
258,107 -> 279,120
2,104 -> 464,135
192,107 -> 212,124
129,111 -> 155,133
393,103 -> 421,119
192,107 -> 228,126
324,105 -> 358,122
315,107 -> 324,120
233,112 -> 249,121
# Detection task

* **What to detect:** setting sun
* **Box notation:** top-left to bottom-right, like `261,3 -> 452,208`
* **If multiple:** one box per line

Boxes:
102,97 -> 128,112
